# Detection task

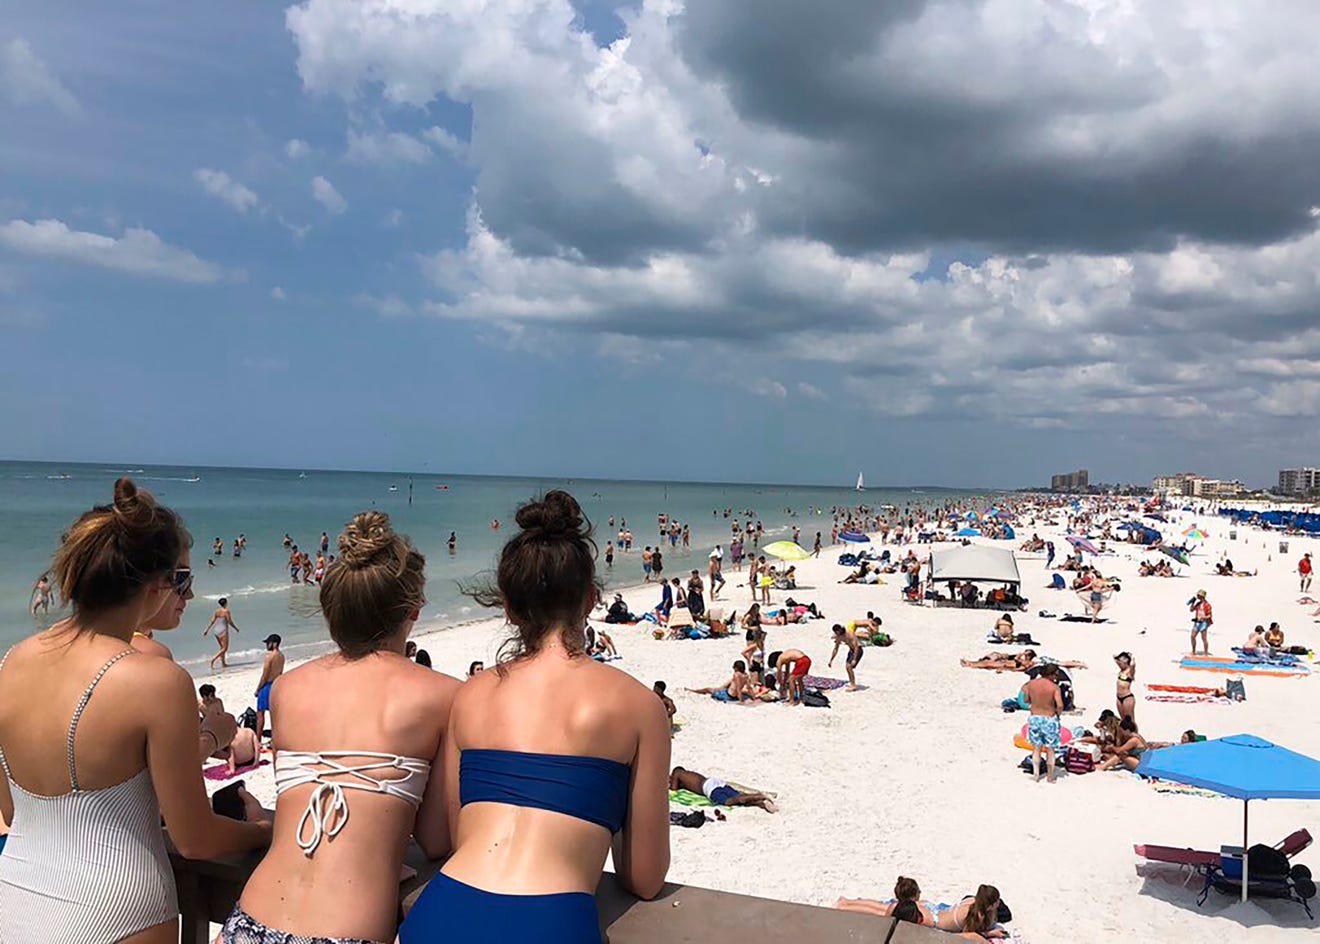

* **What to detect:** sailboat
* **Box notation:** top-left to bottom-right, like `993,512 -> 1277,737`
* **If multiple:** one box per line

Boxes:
855,472 -> 865,492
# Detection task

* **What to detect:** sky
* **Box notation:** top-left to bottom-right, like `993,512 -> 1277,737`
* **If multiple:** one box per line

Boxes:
3,1 -> 1320,489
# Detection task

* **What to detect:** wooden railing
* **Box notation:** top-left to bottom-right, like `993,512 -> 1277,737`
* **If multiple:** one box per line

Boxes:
170,839 -> 947,943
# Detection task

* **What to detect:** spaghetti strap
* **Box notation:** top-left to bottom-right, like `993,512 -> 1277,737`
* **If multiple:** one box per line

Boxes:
0,647 -> 13,779
67,649 -> 137,791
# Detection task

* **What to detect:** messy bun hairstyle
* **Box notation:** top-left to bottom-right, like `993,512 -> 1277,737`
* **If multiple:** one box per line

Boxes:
52,477 -> 189,618
319,511 -> 426,658
468,490 -> 599,664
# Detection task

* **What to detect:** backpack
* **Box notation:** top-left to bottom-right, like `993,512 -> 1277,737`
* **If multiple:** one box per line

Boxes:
1246,844 -> 1290,880
801,689 -> 831,708
239,707 -> 259,733
1225,678 -> 1246,702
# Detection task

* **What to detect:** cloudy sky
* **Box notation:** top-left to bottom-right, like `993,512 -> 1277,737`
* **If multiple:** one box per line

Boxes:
3,1 -> 1319,488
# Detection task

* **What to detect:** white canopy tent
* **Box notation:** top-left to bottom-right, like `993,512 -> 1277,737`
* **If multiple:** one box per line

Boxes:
928,545 -> 1021,585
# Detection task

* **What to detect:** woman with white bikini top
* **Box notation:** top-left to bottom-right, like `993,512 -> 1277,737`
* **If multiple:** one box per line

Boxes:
223,511 -> 459,944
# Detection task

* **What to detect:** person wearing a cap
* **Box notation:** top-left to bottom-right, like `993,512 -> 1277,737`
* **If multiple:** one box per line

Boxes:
254,634 -> 284,742
1188,589 -> 1213,656
708,545 -> 725,599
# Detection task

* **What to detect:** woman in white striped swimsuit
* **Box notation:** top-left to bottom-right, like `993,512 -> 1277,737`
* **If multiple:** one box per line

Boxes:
0,478 -> 271,943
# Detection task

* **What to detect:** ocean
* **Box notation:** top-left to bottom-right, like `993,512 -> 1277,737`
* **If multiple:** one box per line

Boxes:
0,461 -> 991,672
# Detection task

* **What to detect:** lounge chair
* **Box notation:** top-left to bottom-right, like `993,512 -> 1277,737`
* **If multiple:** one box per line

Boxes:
1134,844 -> 1220,885
1137,830 -> 1317,917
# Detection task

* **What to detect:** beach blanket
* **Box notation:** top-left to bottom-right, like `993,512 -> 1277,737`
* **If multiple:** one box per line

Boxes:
1146,779 -> 1230,800
1060,615 -> 1108,623
669,789 -> 715,807
1145,694 -> 1228,704
802,676 -> 849,691
1178,657 -> 1308,677
203,759 -> 269,782
1149,684 -> 1220,694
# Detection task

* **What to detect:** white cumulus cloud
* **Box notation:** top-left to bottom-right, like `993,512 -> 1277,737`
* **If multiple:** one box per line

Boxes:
194,168 -> 260,214
0,218 -> 222,283
285,138 -> 311,160
1,39 -> 79,115
311,175 -> 346,214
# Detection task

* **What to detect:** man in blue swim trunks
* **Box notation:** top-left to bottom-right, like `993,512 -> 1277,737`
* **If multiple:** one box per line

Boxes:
686,660 -> 754,702
253,634 -> 284,742
669,767 -> 777,812
1023,663 -> 1063,783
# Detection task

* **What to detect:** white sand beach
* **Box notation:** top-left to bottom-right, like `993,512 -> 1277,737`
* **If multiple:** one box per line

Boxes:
195,508 -> 1320,943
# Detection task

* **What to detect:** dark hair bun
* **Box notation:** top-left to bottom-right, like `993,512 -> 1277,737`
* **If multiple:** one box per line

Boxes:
112,477 -> 155,528
338,511 -> 396,568
515,490 -> 584,537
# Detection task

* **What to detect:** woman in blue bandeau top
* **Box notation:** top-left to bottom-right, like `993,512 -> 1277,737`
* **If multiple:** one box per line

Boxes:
400,490 -> 671,944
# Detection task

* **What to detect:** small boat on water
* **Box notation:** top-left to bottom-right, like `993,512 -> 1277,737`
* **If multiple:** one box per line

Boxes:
855,471 -> 865,492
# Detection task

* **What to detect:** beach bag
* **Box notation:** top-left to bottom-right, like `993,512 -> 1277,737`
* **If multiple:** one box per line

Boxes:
239,707 -> 259,733
1064,748 -> 1094,775
1246,844 -> 1290,881
875,633 -> 893,647
669,811 -> 706,829
801,689 -> 831,708
1225,678 -> 1246,702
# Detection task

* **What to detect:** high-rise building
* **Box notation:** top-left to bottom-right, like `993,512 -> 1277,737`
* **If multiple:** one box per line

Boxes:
1050,469 -> 1089,492
1278,468 -> 1320,495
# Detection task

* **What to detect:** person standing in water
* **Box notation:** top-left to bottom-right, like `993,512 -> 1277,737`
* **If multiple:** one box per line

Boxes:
448,531 -> 457,553
29,574 -> 53,618
204,597 -> 239,670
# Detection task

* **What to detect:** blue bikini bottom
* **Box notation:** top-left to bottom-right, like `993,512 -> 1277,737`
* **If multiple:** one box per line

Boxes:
399,872 -> 600,943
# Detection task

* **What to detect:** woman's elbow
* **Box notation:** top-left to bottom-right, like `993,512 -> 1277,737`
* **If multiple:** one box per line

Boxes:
622,856 -> 669,901
416,835 -> 451,861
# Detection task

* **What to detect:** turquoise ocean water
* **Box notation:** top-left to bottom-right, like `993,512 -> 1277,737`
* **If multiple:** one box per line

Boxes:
0,461 -> 989,671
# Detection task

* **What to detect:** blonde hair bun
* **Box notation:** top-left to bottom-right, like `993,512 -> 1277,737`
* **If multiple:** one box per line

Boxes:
337,511 -> 398,568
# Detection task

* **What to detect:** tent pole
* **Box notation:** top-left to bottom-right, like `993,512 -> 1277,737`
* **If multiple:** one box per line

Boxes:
1242,800 -> 1249,904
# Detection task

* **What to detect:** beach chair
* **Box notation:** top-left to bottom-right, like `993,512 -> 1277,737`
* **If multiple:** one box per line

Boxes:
1134,844 -> 1221,885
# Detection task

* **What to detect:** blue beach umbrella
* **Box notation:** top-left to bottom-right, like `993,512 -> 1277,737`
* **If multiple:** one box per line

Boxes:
1137,735 -> 1320,901
839,530 -> 871,543
954,527 -> 982,537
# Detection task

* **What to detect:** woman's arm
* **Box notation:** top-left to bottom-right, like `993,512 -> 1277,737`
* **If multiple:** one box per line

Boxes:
413,677 -> 460,860
144,661 -> 269,859
833,898 -> 892,917
613,691 -> 672,900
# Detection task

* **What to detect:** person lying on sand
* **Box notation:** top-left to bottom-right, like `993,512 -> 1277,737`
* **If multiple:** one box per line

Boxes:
962,651 -> 1087,672
687,660 -> 755,702
836,876 -> 937,923
669,766 -> 777,813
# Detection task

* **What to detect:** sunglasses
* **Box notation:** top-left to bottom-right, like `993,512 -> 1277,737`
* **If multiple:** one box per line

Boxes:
170,568 -> 194,596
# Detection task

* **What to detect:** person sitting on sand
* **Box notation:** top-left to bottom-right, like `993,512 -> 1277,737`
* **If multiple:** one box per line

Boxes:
653,681 -> 676,721
840,562 -> 878,585
604,593 -> 637,624
668,766 -> 777,813
992,613 -> 1015,642
688,660 -> 755,702
1264,622 -> 1285,649
769,649 -> 812,705
198,682 -> 226,718
221,724 -> 261,775
835,876 -> 936,924
586,625 -> 618,659
1097,717 -> 1147,771
1243,625 -> 1267,654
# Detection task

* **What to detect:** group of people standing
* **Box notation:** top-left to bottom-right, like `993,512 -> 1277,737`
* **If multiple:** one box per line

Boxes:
0,481 -> 671,943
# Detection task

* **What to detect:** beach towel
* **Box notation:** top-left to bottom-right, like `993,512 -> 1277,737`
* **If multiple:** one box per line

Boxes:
203,759 -> 269,782
1145,694 -> 1229,704
1178,658 -> 1308,677
669,789 -> 715,807
1149,684 -> 1221,694
801,676 -> 848,691
1060,615 -> 1108,623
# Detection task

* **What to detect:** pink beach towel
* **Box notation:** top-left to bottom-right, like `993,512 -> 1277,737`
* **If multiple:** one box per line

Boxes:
203,759 -> 269,782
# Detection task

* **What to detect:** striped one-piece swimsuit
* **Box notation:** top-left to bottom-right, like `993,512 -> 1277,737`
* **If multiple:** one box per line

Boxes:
0,648 -> 178,943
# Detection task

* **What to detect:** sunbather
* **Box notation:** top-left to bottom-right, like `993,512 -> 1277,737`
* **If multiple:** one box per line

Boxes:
687,660 -> 755,702
1098,717 -> 1148,771
668,766 -> 777,813
961,650 -> 1038,671
835,876 -> 936,924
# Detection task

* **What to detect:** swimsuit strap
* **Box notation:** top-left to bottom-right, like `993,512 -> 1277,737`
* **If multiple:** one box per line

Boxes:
275,750 -> 431,857
0,647 -> 12,779
68,649 -> 137,791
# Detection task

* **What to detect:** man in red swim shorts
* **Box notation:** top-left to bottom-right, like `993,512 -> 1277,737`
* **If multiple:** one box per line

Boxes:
770,648 -> 812,705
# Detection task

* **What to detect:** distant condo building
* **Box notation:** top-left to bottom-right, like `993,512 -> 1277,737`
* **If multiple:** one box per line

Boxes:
1050,469 -> 1089,492
1153,472 -> 1245,499
1278,467 -> 1320,496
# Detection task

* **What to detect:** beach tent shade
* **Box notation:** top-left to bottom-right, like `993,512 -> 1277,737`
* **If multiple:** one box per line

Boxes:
1067,535 -> 1099,555
763,541 -> 810,561
839,530 -> 870,543
1136,734 -> 1320,901
954,527 -> 982,537
1160,546 -> 1190,566
928,545 -> 1021,585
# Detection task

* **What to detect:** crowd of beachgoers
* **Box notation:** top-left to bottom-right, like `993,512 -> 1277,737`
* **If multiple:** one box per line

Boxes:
2,480 -> 1318,943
